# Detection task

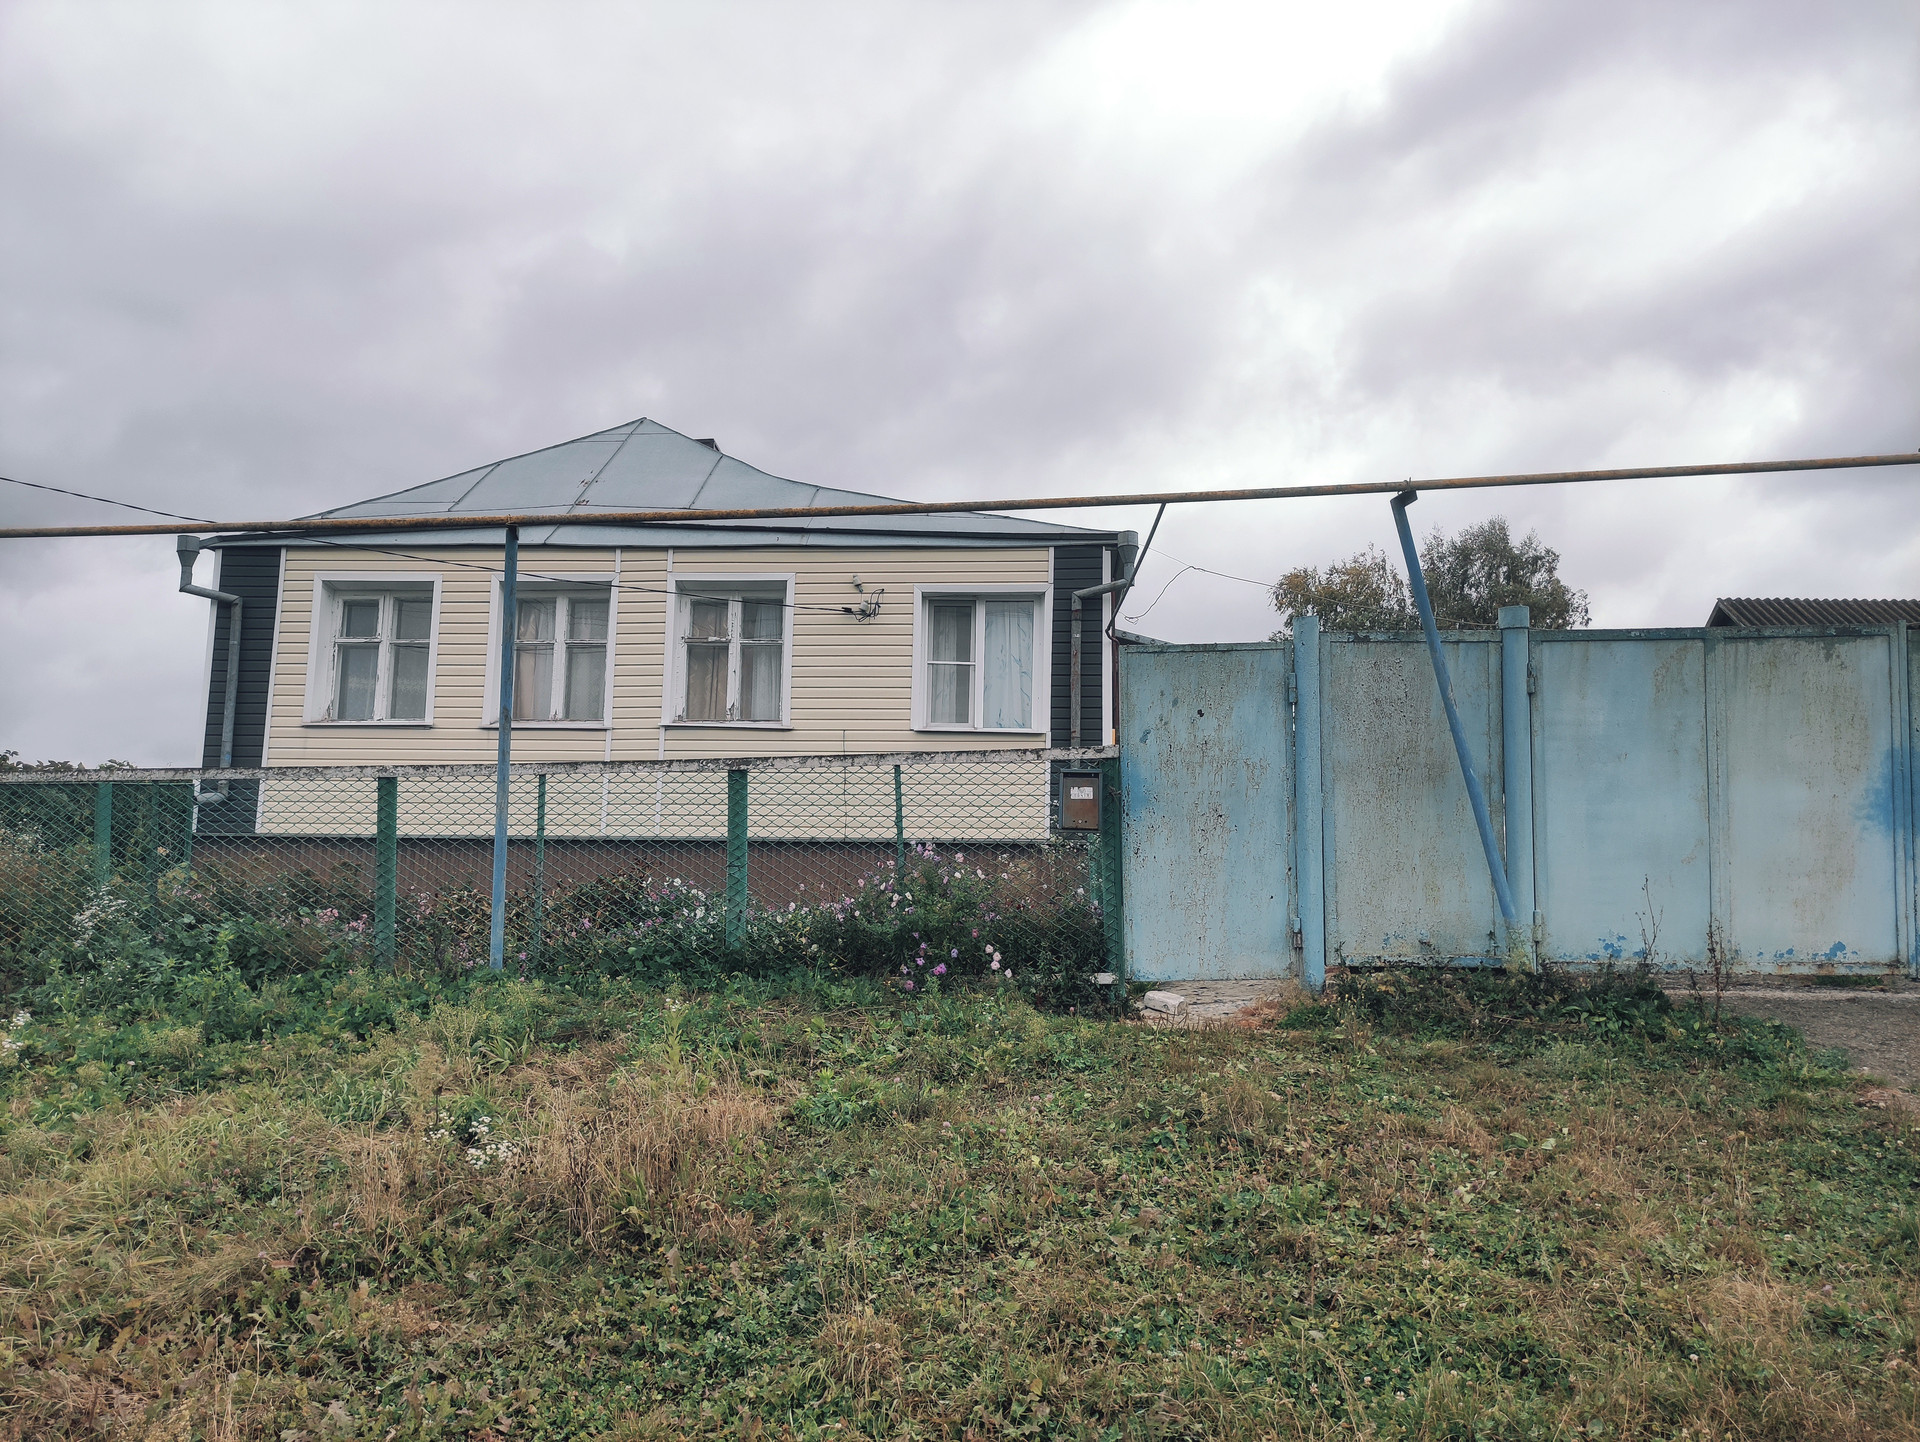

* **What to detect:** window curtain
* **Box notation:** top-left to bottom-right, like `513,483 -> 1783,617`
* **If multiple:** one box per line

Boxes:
737,601 -> 783,722
513,598 -> 555,721
387,597 -> 432,720
980,600 -> 1034,729
684,598 -> 729,722
928,601 -> 973,725
563,598 -> 609,721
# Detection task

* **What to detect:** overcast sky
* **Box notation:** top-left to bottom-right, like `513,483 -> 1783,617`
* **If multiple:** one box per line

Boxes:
2,0 -> 1915,765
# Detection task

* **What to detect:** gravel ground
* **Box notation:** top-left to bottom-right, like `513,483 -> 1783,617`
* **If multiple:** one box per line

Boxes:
1135,976 -> 1920,1092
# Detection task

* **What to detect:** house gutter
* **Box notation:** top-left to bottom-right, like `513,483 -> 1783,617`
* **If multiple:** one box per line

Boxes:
177,535 -> 241,805
1070,505 -> 1163,747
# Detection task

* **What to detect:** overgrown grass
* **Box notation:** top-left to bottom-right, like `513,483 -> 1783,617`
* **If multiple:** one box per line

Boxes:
1,966 -> 1916,1440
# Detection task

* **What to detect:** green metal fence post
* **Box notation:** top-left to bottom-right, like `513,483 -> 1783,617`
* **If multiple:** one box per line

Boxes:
177,784 -> 194,872
726,768 -> 749,949
93,781 -> 113,889
1099,755 -> 1126,981
893,764 -> 905,877
141,783 -> 160,901
531,773 -> 548,966
374,776 -> 398,966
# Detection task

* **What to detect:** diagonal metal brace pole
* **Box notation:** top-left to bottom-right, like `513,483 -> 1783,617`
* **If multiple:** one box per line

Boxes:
1390,491 -> 1519,933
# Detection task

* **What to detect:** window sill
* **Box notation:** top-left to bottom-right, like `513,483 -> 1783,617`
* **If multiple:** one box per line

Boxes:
663,720 -> 794,731
480,721 -> 610,731
913,726 -> 1048,736
303,719 -> 436,728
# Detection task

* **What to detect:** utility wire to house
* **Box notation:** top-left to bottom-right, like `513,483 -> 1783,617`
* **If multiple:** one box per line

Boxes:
1,473 -> 214,525
1120,550 -> 1272,624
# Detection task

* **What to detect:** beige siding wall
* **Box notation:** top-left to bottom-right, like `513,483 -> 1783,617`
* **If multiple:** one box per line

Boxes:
265,544 -> 1054,767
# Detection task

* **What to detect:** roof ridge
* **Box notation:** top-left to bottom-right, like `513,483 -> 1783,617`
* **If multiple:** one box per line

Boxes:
304,417 -> 649,518
566,424 -> 643,512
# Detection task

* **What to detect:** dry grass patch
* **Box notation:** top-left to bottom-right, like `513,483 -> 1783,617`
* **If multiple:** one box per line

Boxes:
815,1309 -> 902,1398
512,1064 -> 779,1250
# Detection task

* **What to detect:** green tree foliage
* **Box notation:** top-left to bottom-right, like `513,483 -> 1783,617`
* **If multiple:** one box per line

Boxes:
1421,517 -> 1590,630
1268,545 -> 1415,634
1270,517 -> 1589,634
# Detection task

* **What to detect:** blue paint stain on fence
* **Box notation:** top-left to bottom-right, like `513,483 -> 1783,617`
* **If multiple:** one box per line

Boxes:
1857,750 -> 1896,835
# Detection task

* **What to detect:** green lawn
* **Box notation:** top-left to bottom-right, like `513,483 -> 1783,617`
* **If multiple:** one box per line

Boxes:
1,969 -> 1916,1440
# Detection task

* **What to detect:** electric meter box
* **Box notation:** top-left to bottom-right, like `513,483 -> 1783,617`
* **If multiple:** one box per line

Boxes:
1059,770 -> 1102,831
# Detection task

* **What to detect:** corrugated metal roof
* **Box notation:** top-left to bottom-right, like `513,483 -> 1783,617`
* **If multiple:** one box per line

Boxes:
1707,597 -> 1920,627
287,418 -> 1114,547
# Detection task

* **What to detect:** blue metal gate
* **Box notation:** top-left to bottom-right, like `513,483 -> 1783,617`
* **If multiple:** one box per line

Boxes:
1118,620 -> 1917,984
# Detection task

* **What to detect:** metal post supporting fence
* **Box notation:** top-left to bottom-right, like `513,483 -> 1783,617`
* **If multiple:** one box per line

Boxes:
141,784 -> 159,898
1499,606 -> 1536,964
726,768 -> 748,949
374,776 -> 398,966
488,524 -> 519,970
1099,754 -> 1126,980
93,781 -> 112,889
532,773 -> 548,965
893,764 -> 905,876
1390,491 -> 1519,938
1292,616 -> 1327,994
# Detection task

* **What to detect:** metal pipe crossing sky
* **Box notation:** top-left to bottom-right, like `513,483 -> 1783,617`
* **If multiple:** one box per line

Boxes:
1,451 -> 1915,540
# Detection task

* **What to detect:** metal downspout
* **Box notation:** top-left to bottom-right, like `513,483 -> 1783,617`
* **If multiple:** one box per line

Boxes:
177,536 -> 241,805
1389,492 -> 1521,946
1070,505 -> 1164,747
489,525 -> 519,970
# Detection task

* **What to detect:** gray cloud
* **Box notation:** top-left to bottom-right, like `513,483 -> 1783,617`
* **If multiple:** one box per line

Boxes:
1,0 -> 1914,762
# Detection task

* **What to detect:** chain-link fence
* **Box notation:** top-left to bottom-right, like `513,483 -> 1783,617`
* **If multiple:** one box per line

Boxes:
0,750 -> 1122,999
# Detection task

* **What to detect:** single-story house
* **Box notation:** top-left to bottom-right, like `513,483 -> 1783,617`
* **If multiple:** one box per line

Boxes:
190,419 -> 1134,776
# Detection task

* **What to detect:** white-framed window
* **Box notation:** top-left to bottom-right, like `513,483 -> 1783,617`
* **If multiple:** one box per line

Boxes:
303,576 -> 442,725
484,582 -> 615,727
513,592 -> 611,722
667,575 -> 793,726
912,585 -> 1048,732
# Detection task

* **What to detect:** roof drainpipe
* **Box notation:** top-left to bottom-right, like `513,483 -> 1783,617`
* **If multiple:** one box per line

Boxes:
1389,491 -> 1523,959
178,536 -> 242,805
1070,505 -> 1165,748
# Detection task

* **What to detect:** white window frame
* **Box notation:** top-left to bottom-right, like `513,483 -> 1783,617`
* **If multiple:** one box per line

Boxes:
482,576 -> 617,729
663,573 -> 795,729
301,574 -> 443,726
911,583 -> 1051,734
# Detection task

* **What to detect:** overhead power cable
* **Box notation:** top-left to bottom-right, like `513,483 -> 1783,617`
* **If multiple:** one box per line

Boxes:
1,473 -> 214,525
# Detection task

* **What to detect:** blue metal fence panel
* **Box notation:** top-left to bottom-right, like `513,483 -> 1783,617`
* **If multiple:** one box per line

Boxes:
1118,643 -> 1293,980
1710,634 -> 1901,970
1531,635 -> 1711,965
1120,623 -> 1919,981
1321,636 -> 1504,965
